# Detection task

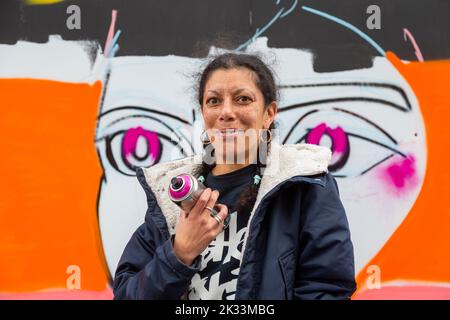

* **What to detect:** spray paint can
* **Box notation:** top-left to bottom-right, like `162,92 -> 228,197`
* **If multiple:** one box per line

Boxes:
168,173 -> 230,228
168,173 -> 207,213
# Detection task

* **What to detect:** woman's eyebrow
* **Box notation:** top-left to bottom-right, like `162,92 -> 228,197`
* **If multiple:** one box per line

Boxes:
206,88 -> 255,96
206,89 -> 222,95
234,88 -> 255,97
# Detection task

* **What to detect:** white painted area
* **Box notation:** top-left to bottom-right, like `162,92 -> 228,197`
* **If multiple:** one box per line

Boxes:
96,55 -> 203,277
97,170 -> 148,277
0,35 -> 101,83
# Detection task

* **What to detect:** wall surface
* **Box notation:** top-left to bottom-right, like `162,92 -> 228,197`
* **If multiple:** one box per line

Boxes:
1,0 -> 449,299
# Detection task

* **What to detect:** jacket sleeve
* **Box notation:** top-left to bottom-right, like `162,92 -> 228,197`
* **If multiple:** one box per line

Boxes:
294,173 -> 357,300
113,169 -> 201,300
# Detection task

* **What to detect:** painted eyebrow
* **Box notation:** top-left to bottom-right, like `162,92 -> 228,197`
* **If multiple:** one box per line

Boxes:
95,106 -> 193,151
98,106 -> 191,124
278,82 -> 412,112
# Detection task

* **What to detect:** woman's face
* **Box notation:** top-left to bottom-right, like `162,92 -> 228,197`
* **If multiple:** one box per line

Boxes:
201,67 -> 277,164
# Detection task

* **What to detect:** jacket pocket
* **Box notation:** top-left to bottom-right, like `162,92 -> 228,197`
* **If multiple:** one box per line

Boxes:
278,248 -> 296,300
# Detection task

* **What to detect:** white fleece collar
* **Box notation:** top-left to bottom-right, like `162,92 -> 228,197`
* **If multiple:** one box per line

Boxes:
141,142 -> 331,235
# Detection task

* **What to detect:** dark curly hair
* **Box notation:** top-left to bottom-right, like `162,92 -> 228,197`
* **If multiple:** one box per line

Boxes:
197,52 -> 278,217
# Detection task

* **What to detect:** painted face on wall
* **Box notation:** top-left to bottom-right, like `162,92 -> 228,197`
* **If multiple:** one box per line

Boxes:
258,40 -> 426,274
97,39 -> 426,278
95,55 -> 203,277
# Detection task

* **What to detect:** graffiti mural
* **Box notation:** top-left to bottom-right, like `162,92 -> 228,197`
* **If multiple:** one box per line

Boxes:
1,0 -> 449,299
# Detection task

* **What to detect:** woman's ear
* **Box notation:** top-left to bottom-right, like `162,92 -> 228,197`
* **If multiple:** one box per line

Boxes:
264,101 -> 278,129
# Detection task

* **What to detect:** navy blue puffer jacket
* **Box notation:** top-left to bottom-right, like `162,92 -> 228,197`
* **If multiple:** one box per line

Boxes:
113,142 -> 357,299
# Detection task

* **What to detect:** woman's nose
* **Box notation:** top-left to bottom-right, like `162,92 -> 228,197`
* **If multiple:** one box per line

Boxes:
219,99 -> 236,121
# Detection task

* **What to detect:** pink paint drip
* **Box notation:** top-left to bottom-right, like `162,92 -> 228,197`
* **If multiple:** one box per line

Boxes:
122,127 -> 160,164
403,28 -> 424,62
104,10 -> 117,55
384,154 -> 417,190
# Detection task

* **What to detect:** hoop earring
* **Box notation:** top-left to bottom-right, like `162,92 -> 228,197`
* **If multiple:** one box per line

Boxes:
260,128 -> 272,144
200,129 -> 211,145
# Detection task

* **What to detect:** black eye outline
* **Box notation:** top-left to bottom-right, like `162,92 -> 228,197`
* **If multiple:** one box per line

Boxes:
283,108 -> 409,177
96,107 -> 194,177
104,129 -> 182,177
278,81 -> 415,177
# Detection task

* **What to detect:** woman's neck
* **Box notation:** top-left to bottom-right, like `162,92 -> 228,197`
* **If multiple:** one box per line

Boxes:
211,163 -> 253,176
212,150 -> 258,176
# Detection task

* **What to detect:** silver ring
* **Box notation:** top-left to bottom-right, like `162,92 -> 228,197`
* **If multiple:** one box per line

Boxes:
205,206 -> 219,216
223,215 -> 230,229
212,214 -> 223,225
206,206 -> 226,228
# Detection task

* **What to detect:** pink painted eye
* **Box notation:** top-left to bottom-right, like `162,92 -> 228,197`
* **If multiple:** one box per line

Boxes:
306,122 -> 350,171
121,127 -> 161,171
101,126 -> 162,176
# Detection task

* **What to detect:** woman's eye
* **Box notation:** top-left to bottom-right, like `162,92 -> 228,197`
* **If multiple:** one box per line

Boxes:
237,96 -> 252,103
206,97 -> 219,105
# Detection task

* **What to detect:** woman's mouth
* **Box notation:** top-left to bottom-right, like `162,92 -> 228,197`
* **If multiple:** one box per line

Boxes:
218,128 -> 245,137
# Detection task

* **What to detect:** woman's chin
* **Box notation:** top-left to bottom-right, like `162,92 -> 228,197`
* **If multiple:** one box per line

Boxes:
215,150 -> 257,165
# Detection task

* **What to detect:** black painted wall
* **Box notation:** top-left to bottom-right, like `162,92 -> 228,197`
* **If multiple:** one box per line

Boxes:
1,0 -> 449,71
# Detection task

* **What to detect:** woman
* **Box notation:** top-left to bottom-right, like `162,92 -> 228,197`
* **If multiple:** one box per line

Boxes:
113,53 -> 356,300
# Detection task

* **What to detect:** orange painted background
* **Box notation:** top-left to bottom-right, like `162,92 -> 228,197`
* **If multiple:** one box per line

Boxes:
0,79 -> 112,299
354,53 -> 450,299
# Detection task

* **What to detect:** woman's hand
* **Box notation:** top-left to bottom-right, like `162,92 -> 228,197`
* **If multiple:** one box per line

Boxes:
173,188 -> 228,266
